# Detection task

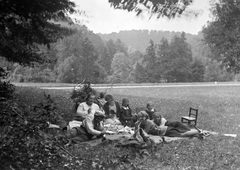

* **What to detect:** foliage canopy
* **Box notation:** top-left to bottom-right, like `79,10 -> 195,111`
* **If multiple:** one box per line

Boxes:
0,0 -> 76,65
203,0 -> 240,73
135,33 -> 198,83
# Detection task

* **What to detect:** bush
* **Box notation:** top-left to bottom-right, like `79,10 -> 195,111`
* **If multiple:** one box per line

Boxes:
70,82 -> 98,111
0,87 -> 78,169
0,67 -> 15,101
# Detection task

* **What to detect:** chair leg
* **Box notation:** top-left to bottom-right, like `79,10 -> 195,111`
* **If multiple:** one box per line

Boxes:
182,119 -> 197,126
183,119 -> 188,125
182,119 -> 190,125
181,118 -> 184,123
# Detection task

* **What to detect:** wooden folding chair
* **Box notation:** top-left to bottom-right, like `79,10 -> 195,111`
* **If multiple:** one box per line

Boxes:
181,107 -> 198,126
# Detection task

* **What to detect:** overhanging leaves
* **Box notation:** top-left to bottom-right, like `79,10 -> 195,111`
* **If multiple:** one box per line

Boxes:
108,0 -> 199,19
0,0 -> 77,65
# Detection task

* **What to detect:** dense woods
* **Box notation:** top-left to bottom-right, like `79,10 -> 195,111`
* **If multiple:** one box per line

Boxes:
1,27 -> 236,84
0,0 -> 237,84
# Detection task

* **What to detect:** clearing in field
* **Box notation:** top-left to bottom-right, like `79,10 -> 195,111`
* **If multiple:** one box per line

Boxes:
14,83 -> 240,169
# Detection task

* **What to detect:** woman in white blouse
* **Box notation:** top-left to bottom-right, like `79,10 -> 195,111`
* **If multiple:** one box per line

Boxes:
75,93 -> 103,121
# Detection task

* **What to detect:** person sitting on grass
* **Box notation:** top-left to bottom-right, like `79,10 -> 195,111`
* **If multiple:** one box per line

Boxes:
103,94 -> 121,125
135,111 -> 199,138
135,111 -> 156,134
145,101 -> 156,120
96,92 -> 106,109
75,93 -> 103,121
66,111 -> 107,145
119,98 -> 134,127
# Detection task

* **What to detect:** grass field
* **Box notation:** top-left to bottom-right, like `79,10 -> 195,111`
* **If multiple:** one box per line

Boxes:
107,85 -> 240,135
14,83 -> 240,169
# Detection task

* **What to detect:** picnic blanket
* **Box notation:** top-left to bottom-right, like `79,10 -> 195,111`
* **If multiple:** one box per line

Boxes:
50,121 -> 232,148
104,124 -> 232,146
102,124 -> 206,148
66,121 -> 222,140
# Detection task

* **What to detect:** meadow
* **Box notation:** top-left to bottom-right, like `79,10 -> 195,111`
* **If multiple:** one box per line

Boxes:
14,83 -> 240,169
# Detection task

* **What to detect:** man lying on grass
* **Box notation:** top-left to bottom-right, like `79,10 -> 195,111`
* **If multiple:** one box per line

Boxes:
135,111 -> 199,137
65,111 -> 107,145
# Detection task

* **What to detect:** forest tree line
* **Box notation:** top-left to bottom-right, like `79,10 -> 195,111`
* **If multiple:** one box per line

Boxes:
1,25 -> 237,84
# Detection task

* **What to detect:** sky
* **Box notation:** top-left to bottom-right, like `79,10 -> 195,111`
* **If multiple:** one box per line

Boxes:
72,0 -> 213,35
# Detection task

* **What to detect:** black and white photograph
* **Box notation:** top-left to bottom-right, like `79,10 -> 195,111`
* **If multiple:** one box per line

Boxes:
1,0 -> 240,169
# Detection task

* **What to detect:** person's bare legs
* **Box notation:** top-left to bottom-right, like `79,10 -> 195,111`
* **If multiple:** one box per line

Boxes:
181,128 -> 199,137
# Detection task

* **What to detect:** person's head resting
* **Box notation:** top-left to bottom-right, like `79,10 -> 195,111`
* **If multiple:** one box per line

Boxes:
122,98 -> 129,107
152,112 -> 162,126
137,111 -> 149,121
146,101 -> 154,111
94,110 -> 105,122
105,94 -> 114,105
86,93 -> 95,106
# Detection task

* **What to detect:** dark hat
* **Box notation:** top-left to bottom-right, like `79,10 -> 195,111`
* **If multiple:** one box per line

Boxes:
105,94 -> 113,101
146,101 -> 154,107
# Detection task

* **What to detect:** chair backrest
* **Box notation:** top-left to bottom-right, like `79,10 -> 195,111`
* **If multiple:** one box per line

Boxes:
189,107 -> 198,119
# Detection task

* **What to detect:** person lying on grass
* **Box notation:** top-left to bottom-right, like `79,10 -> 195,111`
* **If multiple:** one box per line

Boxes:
75,93 -> 104,121
135,111 -> 199,137
153,112 -> 191,133
65,111 -> 107,145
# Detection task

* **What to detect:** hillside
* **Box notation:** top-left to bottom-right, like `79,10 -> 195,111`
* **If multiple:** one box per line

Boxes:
98,30 -> 206,59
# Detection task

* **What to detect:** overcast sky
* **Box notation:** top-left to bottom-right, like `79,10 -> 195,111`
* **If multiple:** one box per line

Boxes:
72,0 -> 212,35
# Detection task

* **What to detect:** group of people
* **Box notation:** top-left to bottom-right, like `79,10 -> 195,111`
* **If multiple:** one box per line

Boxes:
65,93 -> 199,144
74,93 -> 135,127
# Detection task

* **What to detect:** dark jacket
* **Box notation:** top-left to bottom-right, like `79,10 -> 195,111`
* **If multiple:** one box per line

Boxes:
145,109 -> 156,120
139,119 -> 156,134
119,106 -> 133,126
103,101 -> 121,118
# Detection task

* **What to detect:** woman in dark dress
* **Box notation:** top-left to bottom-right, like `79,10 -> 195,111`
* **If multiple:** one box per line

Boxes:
103,94 -> 121,125
119,98 -> 134,127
